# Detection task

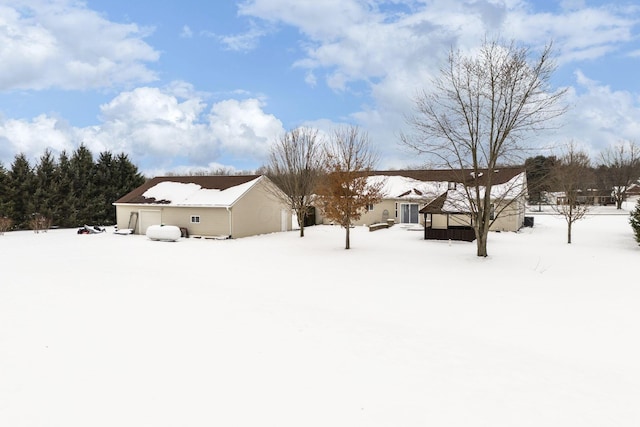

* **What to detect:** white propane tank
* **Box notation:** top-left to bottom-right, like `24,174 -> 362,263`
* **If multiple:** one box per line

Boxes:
146,224 -> 181,241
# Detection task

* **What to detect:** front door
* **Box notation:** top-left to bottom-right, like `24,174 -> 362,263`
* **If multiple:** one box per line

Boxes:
400,203 -> 419,224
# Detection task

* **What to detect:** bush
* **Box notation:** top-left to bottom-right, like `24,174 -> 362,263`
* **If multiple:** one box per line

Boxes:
29,215 -> 52,233
630,198 -> 640,245
0,217 -> 12,235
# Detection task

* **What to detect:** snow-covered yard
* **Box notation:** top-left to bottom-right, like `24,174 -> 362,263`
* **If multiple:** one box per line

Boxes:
1,203 -> 639,426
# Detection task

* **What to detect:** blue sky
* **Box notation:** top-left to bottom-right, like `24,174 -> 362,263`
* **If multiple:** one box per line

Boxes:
0,0 -> 639,176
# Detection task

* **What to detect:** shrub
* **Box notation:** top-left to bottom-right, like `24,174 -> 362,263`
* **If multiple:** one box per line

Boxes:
0,217 -> 12,235
29,215 -> 52,233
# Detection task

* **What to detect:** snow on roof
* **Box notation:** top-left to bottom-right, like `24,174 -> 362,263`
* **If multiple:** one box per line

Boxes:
368,175 -> 447,198
142,176 -> 261,206
442,172 -> 527,212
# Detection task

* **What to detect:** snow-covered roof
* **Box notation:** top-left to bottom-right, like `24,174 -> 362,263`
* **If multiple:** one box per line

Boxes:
115,175 -> 263,207
141,178 -> 259,206
368,169 -> 526,203
368,175 -> 447,199
443,172 -> 526,212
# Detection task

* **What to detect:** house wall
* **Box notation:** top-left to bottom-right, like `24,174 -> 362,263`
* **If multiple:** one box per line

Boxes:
115,205 -> 163,234
431,214 -> 449,229
162,207 -> 230,236
428,201 -> 523,232
354,200 -> 397,225
430,213 -> 471,229
229,178 -> 291,238
115,205 -> 138,232
115,205 -> 231,236
317,199 -> 431,226
489,200 -> 524,232
449,214 -> 472,227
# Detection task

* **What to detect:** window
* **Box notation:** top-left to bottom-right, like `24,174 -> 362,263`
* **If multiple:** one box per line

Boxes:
367,203 -> 374,211
489,204 -> 495,221
190,215 -> 200,224
448,181 -> 457,190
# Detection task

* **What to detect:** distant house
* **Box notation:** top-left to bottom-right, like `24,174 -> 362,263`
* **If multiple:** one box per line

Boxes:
316,167 -> 527,240
627,183 -> 640,198
113,175 -> 292,239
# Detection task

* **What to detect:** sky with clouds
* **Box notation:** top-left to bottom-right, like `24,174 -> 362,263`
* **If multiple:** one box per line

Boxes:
0,0 -> 639,176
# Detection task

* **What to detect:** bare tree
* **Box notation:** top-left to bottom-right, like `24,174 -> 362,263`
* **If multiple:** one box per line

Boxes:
265,127 -> 325,237
551,142 -> 593,244
316,126 -> 384,249
402,38 -> 567,257
598,140 -> 640,209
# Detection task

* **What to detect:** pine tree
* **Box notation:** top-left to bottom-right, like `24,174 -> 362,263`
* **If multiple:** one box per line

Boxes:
54,151 -> 77,228
70,144 -> 98,225
33,149 -> 58,223
113,153 -> 146,199
94,151 -> 117,225
630,198 -> 640,245
8,153 -> 36,229
0,162 -> 9,217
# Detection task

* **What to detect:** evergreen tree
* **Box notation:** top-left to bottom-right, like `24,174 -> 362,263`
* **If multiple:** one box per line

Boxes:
0,162 -> 9,217
94,151 -> 116,224
113,153 -> 146,199
33,149 -> 58,222
525,155 -> 557,205
70,144 -> 98,225
630,198 -> 640,245
8,153 -> 36,229
1,147 -> 146,229
54,151 -> 77,228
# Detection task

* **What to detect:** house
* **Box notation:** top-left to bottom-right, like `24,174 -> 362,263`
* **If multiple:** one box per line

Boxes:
316,167 -> 527,240
113,175 -> 292,239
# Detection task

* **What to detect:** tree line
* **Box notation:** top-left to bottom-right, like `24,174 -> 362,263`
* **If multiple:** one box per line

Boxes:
0,145 -> 146,231
525,141 -> 640,243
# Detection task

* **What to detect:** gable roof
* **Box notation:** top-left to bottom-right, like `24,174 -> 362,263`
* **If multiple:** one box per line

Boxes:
114,175 -> 263,207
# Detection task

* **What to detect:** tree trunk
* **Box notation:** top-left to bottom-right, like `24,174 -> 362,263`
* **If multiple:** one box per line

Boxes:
567,220 -> 572,244
476,230 -> 488,257
345,225 -> 351,249
296,211 -> 305,237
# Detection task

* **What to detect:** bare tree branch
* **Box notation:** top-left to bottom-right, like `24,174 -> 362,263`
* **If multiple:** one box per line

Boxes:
264,127 -> 325,237
401,37 -> 567,256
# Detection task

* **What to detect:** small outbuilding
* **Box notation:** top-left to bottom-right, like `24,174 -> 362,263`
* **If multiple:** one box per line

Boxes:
113,175 -> 292,239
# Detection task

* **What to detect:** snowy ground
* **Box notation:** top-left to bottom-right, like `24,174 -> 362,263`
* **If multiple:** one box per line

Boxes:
1,201 -> 639,426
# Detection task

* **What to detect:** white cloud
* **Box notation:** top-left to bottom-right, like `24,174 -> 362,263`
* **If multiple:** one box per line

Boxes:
0,114 -> 74,163
233,0 -> 640,166
218,21 -> 270,51
208,98 -> 284,158
0,0 -> 159,91
0,83 -> 285,174
180,25 -> 193,38
557,71 -> 640,157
